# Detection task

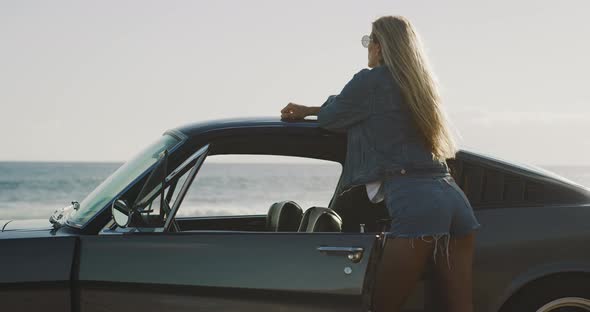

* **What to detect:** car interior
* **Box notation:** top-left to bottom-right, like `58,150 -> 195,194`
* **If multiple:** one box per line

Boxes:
174,199 -> 381,234
162,134 -> 355,233
266,201 -> 343,232
174,201 -> 346,233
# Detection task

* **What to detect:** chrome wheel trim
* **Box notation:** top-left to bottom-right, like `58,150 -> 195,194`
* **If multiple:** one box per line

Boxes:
536,297 -> 590,312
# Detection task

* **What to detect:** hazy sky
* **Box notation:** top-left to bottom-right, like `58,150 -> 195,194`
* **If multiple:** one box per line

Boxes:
1,0 -> 588,165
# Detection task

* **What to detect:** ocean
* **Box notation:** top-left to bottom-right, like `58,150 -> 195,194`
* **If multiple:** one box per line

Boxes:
0,161 -> 342,220
1,162 -> 589,221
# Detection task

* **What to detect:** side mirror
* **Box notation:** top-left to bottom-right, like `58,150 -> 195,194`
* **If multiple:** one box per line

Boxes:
112,199 -> 133,227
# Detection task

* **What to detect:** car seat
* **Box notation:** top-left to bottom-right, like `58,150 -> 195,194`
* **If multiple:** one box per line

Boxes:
297,207 -> 342,232
266,200 -> 303,232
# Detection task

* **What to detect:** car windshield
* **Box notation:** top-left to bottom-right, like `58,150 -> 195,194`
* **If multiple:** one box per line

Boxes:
66,133 -> 183,228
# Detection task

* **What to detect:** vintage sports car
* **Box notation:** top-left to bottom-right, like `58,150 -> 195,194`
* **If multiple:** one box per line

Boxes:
1,116 -> 590,312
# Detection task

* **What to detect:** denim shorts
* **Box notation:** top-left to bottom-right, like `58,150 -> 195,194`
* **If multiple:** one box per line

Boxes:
382,172 -> 482,266
383,172 -> 481,237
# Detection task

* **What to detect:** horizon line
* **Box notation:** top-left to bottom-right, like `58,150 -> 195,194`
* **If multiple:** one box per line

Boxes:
1,160 -> 589,168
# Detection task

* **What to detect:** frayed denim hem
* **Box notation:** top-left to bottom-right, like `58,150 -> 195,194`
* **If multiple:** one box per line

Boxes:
385,232 -> 452,270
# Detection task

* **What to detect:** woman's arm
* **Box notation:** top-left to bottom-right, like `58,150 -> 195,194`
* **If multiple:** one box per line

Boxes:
315,69 -> 372,131
281,68 -> 372,130
305,106 -> 322,116
304,95 -> 336,116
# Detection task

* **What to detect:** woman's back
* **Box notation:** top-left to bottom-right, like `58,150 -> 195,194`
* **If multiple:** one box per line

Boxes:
317,65 -> 449,197
362,65 -> 440,167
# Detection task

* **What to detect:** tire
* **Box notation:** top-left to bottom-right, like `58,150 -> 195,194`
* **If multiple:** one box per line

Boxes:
500,273 -> 590,312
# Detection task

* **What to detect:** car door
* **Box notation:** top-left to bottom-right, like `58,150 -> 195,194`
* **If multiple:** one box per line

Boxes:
77,143 -> 383,311
78,231 -> 381,312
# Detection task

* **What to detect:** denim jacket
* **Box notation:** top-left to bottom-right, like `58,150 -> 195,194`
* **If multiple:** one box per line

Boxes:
317,65 -> 449,197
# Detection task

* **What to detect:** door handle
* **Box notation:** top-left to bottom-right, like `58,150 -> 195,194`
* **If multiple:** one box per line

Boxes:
317,246 -> 364,263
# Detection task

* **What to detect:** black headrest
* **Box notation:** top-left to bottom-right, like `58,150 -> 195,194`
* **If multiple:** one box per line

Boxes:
298,207 -> 342,232
266,200 -> 303,232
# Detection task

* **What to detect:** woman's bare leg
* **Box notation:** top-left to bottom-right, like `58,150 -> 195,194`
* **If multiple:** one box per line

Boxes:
433,231 -> 476,312
372,236 -> 437,312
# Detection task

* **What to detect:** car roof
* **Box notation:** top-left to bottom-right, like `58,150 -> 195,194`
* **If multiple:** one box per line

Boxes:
170,116 -> 588,192
173,116 -> 324,138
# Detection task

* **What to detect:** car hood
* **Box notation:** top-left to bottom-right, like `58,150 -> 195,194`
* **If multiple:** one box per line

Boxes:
1,219 -> 53,232
0,219 -> 81,239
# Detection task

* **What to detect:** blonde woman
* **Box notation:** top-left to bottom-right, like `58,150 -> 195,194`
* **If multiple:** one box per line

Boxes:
281,15 -> 481,311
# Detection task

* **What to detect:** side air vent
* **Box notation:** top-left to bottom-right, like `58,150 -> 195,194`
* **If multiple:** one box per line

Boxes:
482,170 -> 504,202
448,156 -> 590,209
503,174 -> 525,202
524,181 -> 544,203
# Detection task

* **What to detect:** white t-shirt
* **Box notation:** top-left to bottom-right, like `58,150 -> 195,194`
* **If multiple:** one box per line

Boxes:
365,180 -> 384,203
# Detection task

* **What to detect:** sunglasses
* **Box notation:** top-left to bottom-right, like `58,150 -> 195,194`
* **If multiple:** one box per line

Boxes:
361,34 -> 373,48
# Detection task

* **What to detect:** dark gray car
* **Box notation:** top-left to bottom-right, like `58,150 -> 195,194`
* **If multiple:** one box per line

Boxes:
1,116 -> 590,312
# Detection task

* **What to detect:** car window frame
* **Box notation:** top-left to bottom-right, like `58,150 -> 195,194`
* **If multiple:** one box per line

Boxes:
172,152 -> 343,220
99,144 -> 210,234
134,144 -> 210,209
163,145 -> 208,231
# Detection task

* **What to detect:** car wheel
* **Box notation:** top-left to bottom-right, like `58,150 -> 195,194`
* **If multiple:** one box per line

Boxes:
500,274 -> 590,312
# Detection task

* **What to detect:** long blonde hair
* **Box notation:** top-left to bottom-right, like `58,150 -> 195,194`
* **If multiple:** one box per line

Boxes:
372,15 -> 457,161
